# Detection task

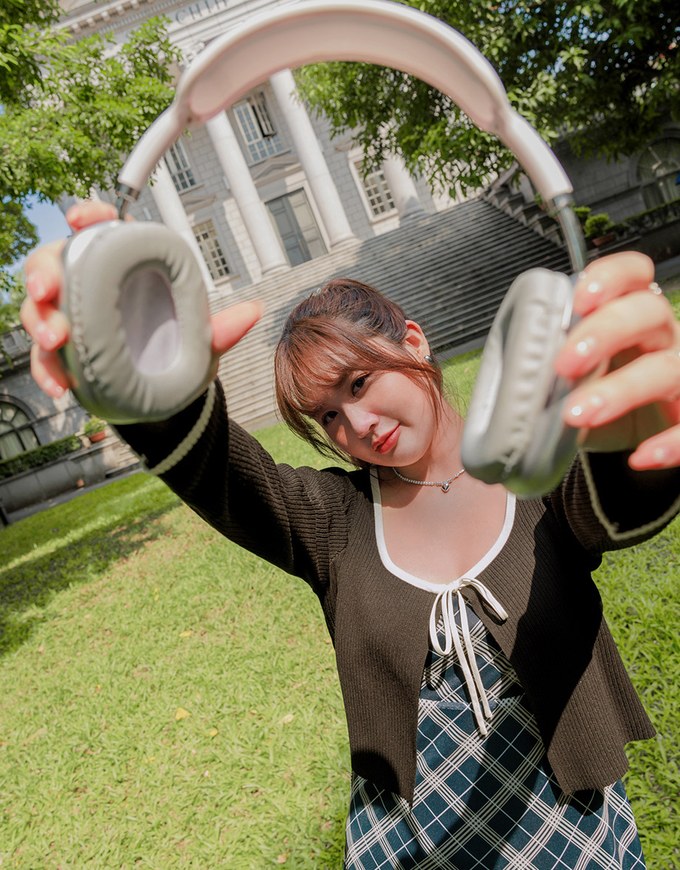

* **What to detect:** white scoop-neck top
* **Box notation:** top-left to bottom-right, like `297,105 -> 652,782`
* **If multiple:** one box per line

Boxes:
370,471 -> 516,591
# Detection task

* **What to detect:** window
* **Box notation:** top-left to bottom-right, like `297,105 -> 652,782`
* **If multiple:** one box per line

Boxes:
193,221 -> 230,280
166,140 -> 196,192
267,190 -> 327,266
233,93 -> 285,164
0,400 -> 39,461
356,163 -> 395,217
637,139 -> 680,209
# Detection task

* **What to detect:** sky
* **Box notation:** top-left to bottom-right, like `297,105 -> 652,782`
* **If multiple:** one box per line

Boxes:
8,198 -> 72,277
27,197 -> 70,246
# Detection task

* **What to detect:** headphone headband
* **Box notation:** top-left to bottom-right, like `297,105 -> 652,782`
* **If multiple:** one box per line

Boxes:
118,0 -> 580,260
80,0 -> 586,492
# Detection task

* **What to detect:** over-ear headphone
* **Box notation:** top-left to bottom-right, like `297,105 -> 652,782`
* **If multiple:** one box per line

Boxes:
58,0 -> 588,496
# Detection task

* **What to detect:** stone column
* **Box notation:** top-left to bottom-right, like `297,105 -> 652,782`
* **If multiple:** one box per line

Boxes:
269,69 -> 355,248
205,112 -> 288,275
148,159 -> 216,298
382,156 -> 425,219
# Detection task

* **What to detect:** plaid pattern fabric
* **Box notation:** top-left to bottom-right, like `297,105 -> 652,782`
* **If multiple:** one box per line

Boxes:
344,604 -> 645,869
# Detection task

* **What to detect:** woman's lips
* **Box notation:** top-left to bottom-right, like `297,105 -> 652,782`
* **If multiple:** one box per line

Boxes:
374,425 -> 399,454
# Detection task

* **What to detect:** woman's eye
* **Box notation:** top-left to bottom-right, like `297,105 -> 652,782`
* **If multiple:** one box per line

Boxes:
321,410 -> 337,427
351,375 -> 368,396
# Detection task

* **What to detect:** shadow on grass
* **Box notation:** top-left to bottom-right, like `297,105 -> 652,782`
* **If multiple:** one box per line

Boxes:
0,496 -> 179,659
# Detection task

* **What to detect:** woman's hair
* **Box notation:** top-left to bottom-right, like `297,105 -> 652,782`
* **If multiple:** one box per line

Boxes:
274,277 -> 444,466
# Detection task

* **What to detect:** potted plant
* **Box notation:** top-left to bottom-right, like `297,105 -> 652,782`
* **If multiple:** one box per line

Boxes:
573,205 -> 591,229
584,212 -> 615,247
83,416 -> 108,444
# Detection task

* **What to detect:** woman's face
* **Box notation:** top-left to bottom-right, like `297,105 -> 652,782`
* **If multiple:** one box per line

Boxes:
313,367 -> 439,468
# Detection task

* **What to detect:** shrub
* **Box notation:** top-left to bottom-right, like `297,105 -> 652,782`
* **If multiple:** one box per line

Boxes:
0,435 -> 82,480
584,212 -> 613,239
573,205 -> 591,228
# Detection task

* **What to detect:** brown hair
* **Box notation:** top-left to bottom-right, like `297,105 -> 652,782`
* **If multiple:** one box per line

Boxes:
274,278 -> 444,465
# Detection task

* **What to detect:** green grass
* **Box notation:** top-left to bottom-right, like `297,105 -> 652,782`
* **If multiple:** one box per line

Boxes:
1,296 -> 679,867
1,475 -> 348,868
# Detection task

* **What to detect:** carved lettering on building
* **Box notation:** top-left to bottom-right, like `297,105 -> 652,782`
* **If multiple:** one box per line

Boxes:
175,0 -> 231,24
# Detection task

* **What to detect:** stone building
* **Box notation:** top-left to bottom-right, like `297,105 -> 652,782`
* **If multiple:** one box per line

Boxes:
61,0 -> 460,302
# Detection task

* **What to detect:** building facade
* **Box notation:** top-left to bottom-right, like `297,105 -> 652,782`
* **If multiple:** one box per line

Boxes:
61,0 -> 459,305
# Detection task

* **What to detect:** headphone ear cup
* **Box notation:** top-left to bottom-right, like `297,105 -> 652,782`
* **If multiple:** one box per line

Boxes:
59,220 -> 216,424
461,268 -> 578,496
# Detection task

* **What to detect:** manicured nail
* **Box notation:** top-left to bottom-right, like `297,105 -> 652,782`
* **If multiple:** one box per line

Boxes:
26,273 -> 48,301
567,394 -> 605,422
44,377 -> 65,398
36,322 -> 59,348
575,337 -> 597,357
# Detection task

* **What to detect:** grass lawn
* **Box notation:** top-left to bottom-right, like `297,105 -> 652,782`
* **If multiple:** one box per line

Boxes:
1,329 -> 679,867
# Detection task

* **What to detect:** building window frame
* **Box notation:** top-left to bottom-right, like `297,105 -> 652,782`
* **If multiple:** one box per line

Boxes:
353,160 -> 396,219
193,220 -> 230,281
166,139 -> 197,192
636,137 -> 680,210
0,399 -> 40,461
233,92 -> 286,165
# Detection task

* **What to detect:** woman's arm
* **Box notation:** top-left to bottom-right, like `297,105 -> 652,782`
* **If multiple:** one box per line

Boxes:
21,201 -> 348,591
115,378 -> 351,592
21,201 -> 263,400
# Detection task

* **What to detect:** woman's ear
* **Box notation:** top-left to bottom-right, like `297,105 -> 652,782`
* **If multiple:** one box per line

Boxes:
403,320 -> 431,359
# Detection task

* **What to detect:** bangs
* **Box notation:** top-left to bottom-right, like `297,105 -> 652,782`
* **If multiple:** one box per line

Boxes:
276,317 -> 396,416
274,313 -> 443,465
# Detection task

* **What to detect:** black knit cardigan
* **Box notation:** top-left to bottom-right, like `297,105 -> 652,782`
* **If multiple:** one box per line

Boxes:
118,381 -> 680,803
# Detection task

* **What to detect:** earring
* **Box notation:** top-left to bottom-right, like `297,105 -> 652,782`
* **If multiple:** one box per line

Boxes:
424,354 -> 434,365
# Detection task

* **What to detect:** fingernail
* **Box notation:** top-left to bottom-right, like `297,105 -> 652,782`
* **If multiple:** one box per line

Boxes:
575,337 -> 597,358
36,322 -> 59,348
26,273 -> 47,301
45,377 -> 65,398
567,394 -> 605,422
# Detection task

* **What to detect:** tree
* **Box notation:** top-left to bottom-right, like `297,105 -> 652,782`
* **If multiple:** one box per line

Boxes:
0,201 -> 38,333
0,3 -> 180,327
295,0 -> 679,197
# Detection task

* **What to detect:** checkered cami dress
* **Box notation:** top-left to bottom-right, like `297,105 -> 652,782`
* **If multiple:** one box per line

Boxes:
346,490 -> 646,868
344,597 -> 645,869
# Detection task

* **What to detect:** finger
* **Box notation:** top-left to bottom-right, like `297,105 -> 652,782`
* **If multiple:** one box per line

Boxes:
30,343 -> 70,398
24,239 -> 66,304
573,251 -> 655,316
211,300 -> 264,356
555,290 -> 677,380
66,200 -> 118,232
20,296 -> 71,350
563,348 -> 680,429
629,422 -> 680,471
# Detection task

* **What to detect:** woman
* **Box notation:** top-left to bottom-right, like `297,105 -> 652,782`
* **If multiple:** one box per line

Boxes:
22,201 -> 680,867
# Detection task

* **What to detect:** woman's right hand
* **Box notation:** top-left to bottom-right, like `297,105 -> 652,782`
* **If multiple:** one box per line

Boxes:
21,201 -> 263,402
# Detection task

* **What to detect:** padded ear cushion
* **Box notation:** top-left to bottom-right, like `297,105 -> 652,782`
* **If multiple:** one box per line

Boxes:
461,268 -> 578,497
59,220 -> 216,424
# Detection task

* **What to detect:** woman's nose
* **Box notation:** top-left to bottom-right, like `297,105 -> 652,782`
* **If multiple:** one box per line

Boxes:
344,403 -> 378,439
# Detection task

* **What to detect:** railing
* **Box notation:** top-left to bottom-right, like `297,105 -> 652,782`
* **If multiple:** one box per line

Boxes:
623,199 -> 680,234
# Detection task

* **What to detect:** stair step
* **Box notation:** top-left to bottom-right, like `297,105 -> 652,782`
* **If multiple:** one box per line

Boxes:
213,198 -> 571,430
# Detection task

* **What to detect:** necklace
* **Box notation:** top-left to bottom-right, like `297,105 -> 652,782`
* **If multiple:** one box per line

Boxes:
393,466 -> 466,492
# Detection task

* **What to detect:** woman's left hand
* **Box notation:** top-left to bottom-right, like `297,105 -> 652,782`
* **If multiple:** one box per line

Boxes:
554,251 -> 680,471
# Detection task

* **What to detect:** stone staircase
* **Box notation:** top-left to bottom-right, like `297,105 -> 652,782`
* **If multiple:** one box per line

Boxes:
214,196 -> 571,431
